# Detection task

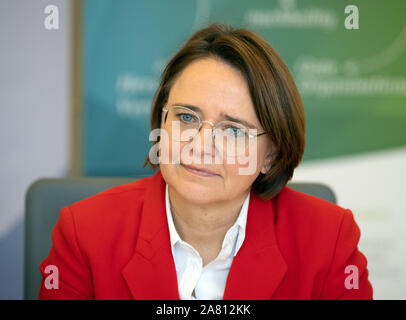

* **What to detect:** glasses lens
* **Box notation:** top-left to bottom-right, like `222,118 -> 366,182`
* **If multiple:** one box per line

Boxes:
164,106 -> 201,142
214,122 -> 249,157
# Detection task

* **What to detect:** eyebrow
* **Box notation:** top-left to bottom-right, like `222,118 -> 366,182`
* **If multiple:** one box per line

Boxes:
169,103 -> 258,129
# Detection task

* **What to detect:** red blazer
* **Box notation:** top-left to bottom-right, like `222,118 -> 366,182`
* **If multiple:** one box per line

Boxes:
38,170 -> 373,299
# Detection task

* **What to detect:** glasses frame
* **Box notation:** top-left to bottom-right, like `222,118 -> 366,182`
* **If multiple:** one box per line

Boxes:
162,106 -> 268,141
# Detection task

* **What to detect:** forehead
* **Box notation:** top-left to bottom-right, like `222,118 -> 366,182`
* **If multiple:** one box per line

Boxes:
167,58 -> 258,123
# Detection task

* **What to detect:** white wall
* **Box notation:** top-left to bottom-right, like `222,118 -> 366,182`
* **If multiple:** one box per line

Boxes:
0,0 -> 71,299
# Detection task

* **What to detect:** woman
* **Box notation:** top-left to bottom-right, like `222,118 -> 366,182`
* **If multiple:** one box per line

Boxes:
38,24 -> 373,299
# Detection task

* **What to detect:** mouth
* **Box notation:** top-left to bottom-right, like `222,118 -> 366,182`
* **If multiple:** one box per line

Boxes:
180,163 -> 219,177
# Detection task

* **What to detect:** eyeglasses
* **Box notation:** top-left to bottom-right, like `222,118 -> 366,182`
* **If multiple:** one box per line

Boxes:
162,105 -> 268,157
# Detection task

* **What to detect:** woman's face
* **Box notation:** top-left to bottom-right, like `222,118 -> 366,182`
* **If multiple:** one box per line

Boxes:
159,57 -> 273,205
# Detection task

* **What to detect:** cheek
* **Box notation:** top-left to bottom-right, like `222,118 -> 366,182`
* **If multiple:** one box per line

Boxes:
220,163 -> 258,198
157,128 -> 184,165
228,141 -> 266,176
222,154 -> 261,188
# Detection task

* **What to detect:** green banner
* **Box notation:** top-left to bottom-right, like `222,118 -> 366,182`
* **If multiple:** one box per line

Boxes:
82,0 -> 406,176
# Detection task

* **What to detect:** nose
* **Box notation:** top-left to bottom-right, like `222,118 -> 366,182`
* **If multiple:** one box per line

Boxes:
189,121 -> 217,160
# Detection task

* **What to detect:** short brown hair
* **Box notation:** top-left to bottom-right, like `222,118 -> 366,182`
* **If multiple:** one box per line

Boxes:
144,23 -> 305,200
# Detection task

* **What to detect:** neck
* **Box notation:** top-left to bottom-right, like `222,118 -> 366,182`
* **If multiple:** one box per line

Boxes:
167,185 -> 249,264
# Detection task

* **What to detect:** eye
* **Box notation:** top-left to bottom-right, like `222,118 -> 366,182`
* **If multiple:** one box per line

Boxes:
225,126 -> 245,137
179,113 -> 196,123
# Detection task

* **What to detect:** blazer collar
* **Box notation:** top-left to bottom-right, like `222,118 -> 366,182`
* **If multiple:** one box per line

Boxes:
121,170 -> 287,300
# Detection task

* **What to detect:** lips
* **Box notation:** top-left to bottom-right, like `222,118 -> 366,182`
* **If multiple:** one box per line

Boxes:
180,163 -> 219,177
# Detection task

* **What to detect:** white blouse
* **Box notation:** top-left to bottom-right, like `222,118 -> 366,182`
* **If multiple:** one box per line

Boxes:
165,184 -> 249,300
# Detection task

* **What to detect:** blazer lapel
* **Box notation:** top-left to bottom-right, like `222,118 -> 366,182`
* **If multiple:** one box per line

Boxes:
121,171 -> 180,299
223,192 -> 287,299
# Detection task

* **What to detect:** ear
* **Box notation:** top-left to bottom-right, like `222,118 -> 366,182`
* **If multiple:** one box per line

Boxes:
260,147 -> 275,174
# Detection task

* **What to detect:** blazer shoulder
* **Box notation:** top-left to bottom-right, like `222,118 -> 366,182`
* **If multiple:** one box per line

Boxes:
274,185 -> 359,258
65,175 -> 154,226
275,186 -> 353,240
278,185 -> 348,219
72,175 -> 152,204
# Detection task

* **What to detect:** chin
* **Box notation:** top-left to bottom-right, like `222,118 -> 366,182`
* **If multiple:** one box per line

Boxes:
161,164 -> 225,204
177,182 -> 222,204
